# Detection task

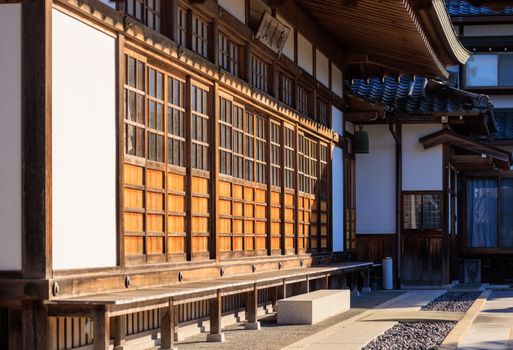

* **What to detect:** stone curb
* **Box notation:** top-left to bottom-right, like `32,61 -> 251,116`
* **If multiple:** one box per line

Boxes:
438,289 -> 492,350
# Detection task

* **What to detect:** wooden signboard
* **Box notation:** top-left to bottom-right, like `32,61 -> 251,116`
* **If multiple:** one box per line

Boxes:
255,12 -> 291,55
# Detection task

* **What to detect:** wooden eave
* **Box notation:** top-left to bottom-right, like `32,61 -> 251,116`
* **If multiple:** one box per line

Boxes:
292,0 -> 468,78
420,129 -> 512,169
451,154 -> 500,171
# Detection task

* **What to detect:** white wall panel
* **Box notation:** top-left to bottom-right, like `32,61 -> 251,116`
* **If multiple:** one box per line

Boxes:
219,0 -> 245,24
463,24 -> 513,36
332,145 -> 344,252
331,64 -> 343,98
0,4 -> 22,271
297,33 -> 313,75
316,49 -> 329,87
52,9 -> 117,270
356,125 -> 396,234
402,124 -> 443,191
332,106 -> 343,135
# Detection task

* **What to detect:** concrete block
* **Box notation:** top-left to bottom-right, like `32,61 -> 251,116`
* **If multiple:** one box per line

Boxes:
277,289 -> 350,325
244,321 -> 261,330
206,333 -> 225,342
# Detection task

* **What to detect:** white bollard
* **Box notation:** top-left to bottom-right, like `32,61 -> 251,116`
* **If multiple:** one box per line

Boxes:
382,257 -> 394,290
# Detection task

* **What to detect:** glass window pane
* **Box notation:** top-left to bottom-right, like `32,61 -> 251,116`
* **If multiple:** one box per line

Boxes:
465,54 -> 498,87
499,54 -> 513,87
422,194 -> 441,230
467,179 -> 498,247
501,178 -> 513,247
403,195 -> 422,229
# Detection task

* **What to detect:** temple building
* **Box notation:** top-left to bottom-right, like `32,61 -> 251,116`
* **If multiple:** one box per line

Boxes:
0,0 -> 507,349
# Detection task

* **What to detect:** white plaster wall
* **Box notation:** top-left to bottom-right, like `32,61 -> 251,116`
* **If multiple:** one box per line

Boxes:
463,24 -> 513,37
52,9 -> 117,270
356,125 -> 396,234
99,0 -> 117,9
489,95 -> 513,108
277,15 -> 294,61
331,64 -> 343,98
219,0 -> 245,24
402,124 -> 443,191
0,4 -> 22,271
332,145 -> 344,252
297,33 -> 313,75
316,50 -> 329,88
332,106 -> 344,135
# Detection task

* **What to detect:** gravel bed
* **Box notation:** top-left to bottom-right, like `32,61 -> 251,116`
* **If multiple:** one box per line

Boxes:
363,291 -> 481,350
421,291 -> 481,312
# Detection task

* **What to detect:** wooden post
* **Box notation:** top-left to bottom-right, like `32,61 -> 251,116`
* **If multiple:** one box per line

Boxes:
245,284 -> 260,330
207,290 -> 225,342
93,307 -> 110,350
362,268 -> 371,293
21,301 -> 48,350
271,286 -> 278,312
322,273 -> 329,289
111,315 -> 126,350
161,299 -> 177,350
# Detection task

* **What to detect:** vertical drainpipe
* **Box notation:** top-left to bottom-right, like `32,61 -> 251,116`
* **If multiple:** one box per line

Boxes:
388,113 -> 401,288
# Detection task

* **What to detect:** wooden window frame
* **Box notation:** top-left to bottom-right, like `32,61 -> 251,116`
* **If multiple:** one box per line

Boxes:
279,71 -> 295,108
402,191 -> 444,233
125,0 -> 162,32
250,55 -> 270,94
218,31 -> 240,77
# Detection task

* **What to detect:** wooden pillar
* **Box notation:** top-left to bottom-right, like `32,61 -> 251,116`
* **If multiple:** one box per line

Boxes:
93,307 -> 110,350
278,279 -> 287,299
207,291 -> 224,342
21,301 -> 48,350
322,273 -> 329,289
111,315 -> 126,350
245,284 -> 260,330
362,268 -> 371,292
161,299 -> 177,350
271,286 -> 278,312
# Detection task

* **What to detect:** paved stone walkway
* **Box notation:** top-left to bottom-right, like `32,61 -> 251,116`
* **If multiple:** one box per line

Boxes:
457,291 -> 513,350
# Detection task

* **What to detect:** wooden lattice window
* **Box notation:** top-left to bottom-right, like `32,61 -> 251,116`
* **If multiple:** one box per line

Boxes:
255,115 -> 267,184
317,98 -> 329,127
270,121 -> 282,187
251,56 -> 268,93
125,55 -> 146,158
280,73 -> 294,107
308,139 -> 318,194
297,85 -> 309,116
126,0 -> 161,31
191,84 -> 209,170
284,125 -> 295,189
233,105 -> 244,179
244,111 -> 255,182
219,96 -> 233,176
192,15 -> 209,59
177,7 -> 188,47
298,134 -> 307,193
167,76 -> 186,167
147,67 -> 165,163
218,32 -> 240,76
319,143 -> 328,197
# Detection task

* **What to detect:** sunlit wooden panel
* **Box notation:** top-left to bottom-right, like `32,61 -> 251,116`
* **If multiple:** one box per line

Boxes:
271,237 -> 280,250
147,214 -> 164,232
219,218 -> 231,234
192,197 -> 209,214
312,200 -> 318,211
168,194 -> 185,212
168,215 -> 185,233
192,236 -> 209,253
285,237 -> 294,249
147,192 -> 163,211
192,177 -> 209,194
285,208 -> 294,220
192,217 -> 208,233
271,222 -> 280,235
233,235 -> 243,251
244,236 -> 254,250
271,207 -> 280,220
285,222 -> 294,235
125,212 -> 143,232
233,219 -> 243,234
218,181 -> 231,197
284,193 -> 294,207
168,173 -> 186,191
147,169 -> 164,189
244,220 -> 254,233
233,184 -> 243,199
255,236 -> 266,250
124,164 -> 144,186
255,205 -> 266,219
255,189 -> 266,203
255,221 -> 266,234
219,236 -> 231,252
244,204 -> 254,217
124,188 -> 143,208
244,187 -> 254,201
168,236 -> 185,253
218,200 -> 231,215
304,212 -> 310,223
147,236 -> 164,254
233,202 -> 243,216
271,191 -> 280,205
125,236 -> 144,255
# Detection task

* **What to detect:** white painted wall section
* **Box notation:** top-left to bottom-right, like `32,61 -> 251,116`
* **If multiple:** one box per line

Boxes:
316,50 -> 329,88
0,4 -> 22,271
219,0 -> 245,24
463,24 -> 513,36
402,124 -> 443,191
332,107 -> 344,252
52,9 -> 117,270
277,15 -> 294,61
297,33 -> 313,75
356,125 -> 396,234
331,64 -> 343,98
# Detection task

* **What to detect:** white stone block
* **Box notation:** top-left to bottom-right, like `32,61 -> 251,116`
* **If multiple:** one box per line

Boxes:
277,289 -> 350,325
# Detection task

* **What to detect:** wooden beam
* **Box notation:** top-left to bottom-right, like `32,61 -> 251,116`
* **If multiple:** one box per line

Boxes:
206,290 -> 224,342
21,0 -> 52,280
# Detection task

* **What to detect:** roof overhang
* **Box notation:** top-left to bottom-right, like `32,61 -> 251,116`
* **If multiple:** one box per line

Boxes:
420,129 -> 512,169
290,0 -> 469,78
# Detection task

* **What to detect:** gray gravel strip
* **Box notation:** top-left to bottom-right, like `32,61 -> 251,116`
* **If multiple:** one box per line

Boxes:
363,291 -> 481,350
